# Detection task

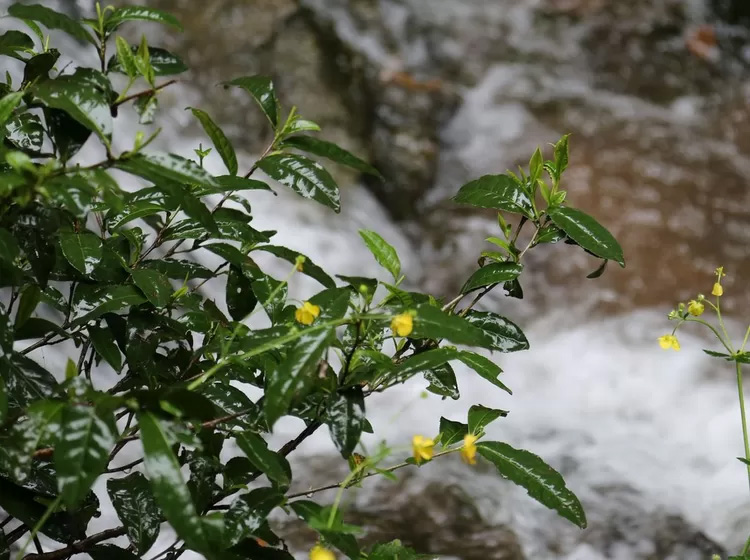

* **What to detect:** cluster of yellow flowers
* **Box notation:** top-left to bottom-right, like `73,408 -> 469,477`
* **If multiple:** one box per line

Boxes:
658,267 -> 726,351
295,301 -> 320,325
412,433 -> 478,465
294,301 -> 415,339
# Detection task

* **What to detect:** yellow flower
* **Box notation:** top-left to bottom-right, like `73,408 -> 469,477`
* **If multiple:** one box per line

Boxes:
658,334 -> 680,351
391,313 -> 413,337
295,301 -> 320,325
712,282 -> 723,297
310,544 -> 335,560
461,434 -> 478,465
412,435 -> 434,464
687,300 -> 704,316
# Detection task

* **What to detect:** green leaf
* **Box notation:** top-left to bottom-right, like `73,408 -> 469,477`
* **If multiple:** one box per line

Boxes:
131,268 -> 173,308
424,363 -> 459,400
88,325 -> 122,371
139,412 -> 213,556
235,432 -> 291,489
461,262 -> 523,294
56,404 -> 116,508
115,152 -> 219,188
463,311 -> 529,353
0,92 -> 24,135
59,232 -> 103,275
141,259 -> 213,280
258,154 -> 340,213
88,545 -> 140,560
225,487 -> 284,546
15,285 -> 41,328
554,134 -> 570,179
107,472 -> 161,554
213,175 -> 272,193
477,441 -> 587,528
0,228 -> 20,264
0,354 -> 60,411
34,71 -> 112,144
108,46 -> 187,77
8,3 -> 94,45
105,6 -> 183,32
536,225 -> 565,245
264,327 -> 333,426
329,388 -> 366,458
281,136 -> 381,178
359,230 -> 401,280
439,417 -> 468,447
0,376 -> 6,425
0,30 -> 34,59
189,107 -> 238,176
255,245 -> 335,288
468,404 -> 508,435
5,113 -> 45,152
225,76 -> 279,128
289,500 -> 360,559
386,348 -> 456,385
452,175 -> 534,218
410,304 -> 493,348
44,107 -> 91,163
226,265 -> 257,320
70,284 -> 147,325
115,36 -> 138,79
548,207 -> 624,267
457,351 -> 511,394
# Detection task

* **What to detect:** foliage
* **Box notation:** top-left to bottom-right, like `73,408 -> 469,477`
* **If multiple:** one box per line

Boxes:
0,3 -> 624,559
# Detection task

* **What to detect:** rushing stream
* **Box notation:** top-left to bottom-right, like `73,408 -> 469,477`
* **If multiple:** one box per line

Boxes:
3,0 -> 750,558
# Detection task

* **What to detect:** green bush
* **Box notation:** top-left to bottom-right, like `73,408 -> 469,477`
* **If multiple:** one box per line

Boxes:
0,4 -> 624,559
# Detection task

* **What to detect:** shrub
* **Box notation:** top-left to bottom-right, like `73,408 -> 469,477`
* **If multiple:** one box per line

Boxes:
0,4 -> 624,559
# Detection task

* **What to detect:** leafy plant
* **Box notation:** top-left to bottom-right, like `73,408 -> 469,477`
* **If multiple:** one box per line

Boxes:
0,4 -> 624,559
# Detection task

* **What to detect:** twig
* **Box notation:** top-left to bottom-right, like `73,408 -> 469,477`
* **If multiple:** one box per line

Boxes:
21,527 -> 126,560
277,421 -> 322,458
113,79 -> 178,108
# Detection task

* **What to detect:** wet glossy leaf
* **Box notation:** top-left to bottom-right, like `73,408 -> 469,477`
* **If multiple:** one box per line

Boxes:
309,287 -> 351,320
89,325 -> 122,371
536,225 -> 566,245
203,243 -> 249,268
548,207 -> 624,267
108,46 -> 187,76
468,404 -> 508,435
0,92 -> 24,134
213,175 -> 272,193
8,3 -> 94,45
44,107 -> 91,162
114,36 -> 138,79
359,230 -> 400,281
0,30 -> 33,59
142,259 -> 213,280
0,228 -> 20,263
189,107 -> 237,176
461,262 -> 523,294
477,441 -> 586,528
59,232 -> 103,275
281,136 -> 381,178
105,6 -> 183,32
107,472 -> 161,554
387,348 -> 455,385
329,388 -> 365,457
289,500 -> 360,559
453,175 -> 534,218
134,94 -> 157,124
464,311 -> 529,353
554,134 -> 570,180
438,417 -> 468,447
235,432 -> 291,488
258,154 -> 340,213
70,284 -> 147,325
226,76 -> 279,128
410,304 -> 493,348
56,404 -> 116,508
457,352 -> 511,394
131,268 -> 173,308
226,265 -> 257,320
35,71 -> 112,143
0,354 -> 60,411
4,113 -> 44,152
115,152 -> 219,188
139,412 -> 213,556
88,545 -> 140,560
255,245 -> 335,288
225,487 -> 284,546
424,363 -> 459,400
264,327 -> 333,426
251,274 -> 287,324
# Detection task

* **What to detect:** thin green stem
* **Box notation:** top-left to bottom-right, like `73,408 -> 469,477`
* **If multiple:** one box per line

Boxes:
716,296 -> 735,354
736,361 -> 750,493
741,324 -> 750,353
14,495 -> 62,560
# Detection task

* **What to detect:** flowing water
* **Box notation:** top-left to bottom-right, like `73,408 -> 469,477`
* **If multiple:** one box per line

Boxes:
3,0 -> 750,558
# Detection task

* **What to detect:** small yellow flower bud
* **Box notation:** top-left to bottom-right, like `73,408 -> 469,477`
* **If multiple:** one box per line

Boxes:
712,282 -> 723,297
658,334 -> 680,351
461,433 -> 478,465
412,435 -> 434,464
391,313 -> 413,337
687,300 -> 704,316
310,544 -> 335,560
295,301 -> 320,325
